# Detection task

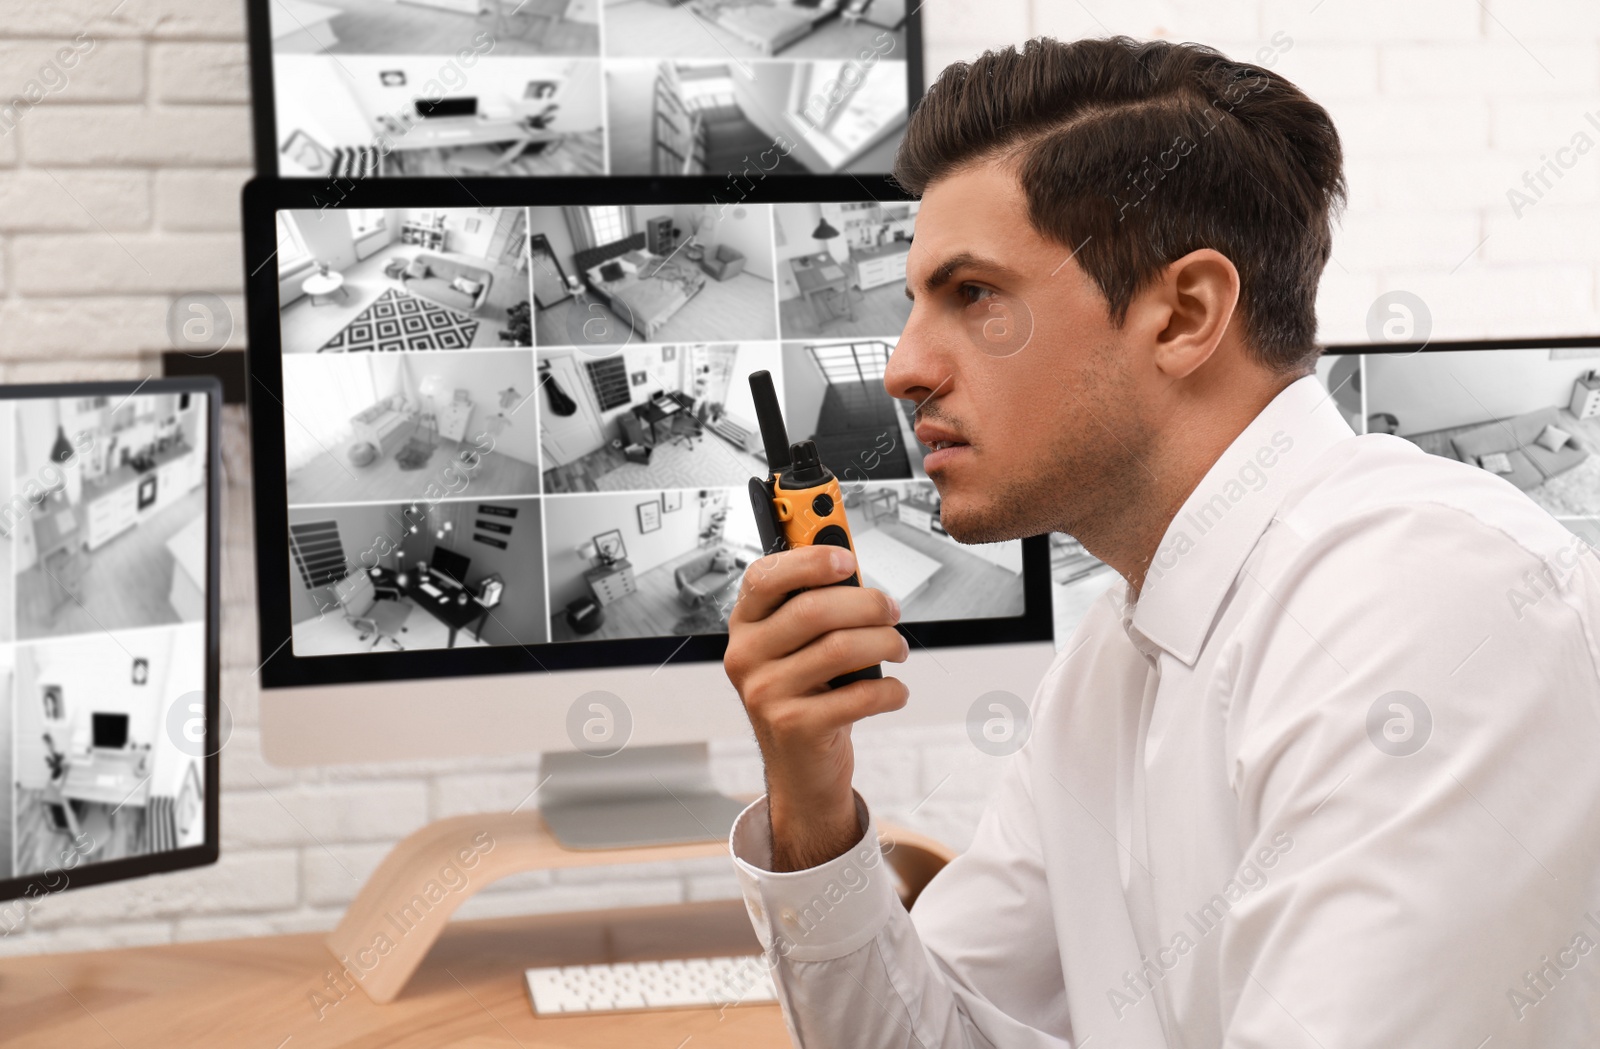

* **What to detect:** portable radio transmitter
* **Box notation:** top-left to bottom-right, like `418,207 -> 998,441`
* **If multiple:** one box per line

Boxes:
746,369 -> 885,690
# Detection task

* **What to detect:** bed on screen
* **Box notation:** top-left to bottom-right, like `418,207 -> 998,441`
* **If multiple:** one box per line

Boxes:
852,529 -> 942,606
687,0 -> 843,55
574,233 -> 707,342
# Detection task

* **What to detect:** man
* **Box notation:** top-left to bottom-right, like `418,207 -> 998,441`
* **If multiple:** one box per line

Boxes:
723,35 -> 1600,1048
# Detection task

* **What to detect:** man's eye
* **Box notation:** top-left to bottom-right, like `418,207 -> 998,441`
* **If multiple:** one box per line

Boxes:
958,283 -> 995,305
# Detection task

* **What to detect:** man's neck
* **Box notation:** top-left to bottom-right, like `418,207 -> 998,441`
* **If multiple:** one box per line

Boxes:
1083,377 -> 1295,603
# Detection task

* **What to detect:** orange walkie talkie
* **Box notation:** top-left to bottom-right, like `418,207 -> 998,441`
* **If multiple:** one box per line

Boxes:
747,369 -> 884,690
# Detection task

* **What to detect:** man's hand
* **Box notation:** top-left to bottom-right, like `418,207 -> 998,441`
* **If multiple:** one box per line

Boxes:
725,544 -> 909,872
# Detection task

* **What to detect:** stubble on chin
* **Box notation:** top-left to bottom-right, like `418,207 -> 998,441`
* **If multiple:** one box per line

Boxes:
937,471 -> 1048,545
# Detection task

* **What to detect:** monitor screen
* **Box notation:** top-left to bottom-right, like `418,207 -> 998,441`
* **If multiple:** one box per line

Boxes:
251,0 -> 924,178
0,379 -> 220,902
92,712 -> 130,750
245,176 -> 1054,690
415,96 -> 477,119
430,546 -> 471,587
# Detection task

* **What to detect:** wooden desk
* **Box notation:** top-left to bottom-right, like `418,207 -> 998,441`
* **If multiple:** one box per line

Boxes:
3,809 -> 955,1046
369,567 -> 488,648
390,117 -> 562,155
636,397 -> 682,443
60,749 -> 151,808
0,900 -> 796,1048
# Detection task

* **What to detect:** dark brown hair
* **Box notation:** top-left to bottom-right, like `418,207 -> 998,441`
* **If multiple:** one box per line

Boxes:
894,36 -> 1346,376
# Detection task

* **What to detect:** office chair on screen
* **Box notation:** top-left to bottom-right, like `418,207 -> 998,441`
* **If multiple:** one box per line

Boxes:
334,571 -> 411,651
666,395 -> 704,450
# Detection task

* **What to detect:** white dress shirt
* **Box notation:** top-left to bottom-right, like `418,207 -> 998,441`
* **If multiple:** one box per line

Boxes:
729,373 -> 1600,1048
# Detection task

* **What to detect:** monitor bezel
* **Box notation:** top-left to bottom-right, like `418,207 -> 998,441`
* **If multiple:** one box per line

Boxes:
243,175 -> 1056,690
0,377 -> 223,905
244,1 -> 927,180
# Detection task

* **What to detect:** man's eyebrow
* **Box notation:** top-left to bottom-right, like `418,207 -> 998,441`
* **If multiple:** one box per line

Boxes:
905,251 -> 1014,301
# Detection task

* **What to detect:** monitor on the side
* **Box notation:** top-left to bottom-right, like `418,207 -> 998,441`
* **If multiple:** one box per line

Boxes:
1047,341 -> 1600,648
247,0 -> 925,178
0,378 -> 222,905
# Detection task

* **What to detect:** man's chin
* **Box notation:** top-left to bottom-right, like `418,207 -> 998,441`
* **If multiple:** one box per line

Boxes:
934,495 -> 1032,546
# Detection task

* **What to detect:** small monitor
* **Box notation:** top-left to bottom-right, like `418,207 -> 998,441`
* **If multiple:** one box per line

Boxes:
92,712 -> 129,750
416,97 -> 477,119
431,547 -> 471,587
0,377 -> 222,903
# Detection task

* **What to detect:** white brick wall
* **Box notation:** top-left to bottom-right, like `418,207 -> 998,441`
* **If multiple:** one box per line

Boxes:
0,0 -> 1595,956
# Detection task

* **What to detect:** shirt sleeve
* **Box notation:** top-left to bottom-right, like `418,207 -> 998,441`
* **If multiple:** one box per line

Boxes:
1218,503 -> 1600,1048
729,703 -> 1077,1048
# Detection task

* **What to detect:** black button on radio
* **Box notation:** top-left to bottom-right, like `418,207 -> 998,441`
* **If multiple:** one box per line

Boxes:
811,493 -> 834,517
813,525 -> 849,548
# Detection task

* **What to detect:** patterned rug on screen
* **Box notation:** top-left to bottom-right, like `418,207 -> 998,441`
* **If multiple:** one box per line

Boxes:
318,287 -> 479,352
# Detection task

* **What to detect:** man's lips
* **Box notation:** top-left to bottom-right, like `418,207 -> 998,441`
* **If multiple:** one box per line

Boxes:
914,423 -> 967,450
916,424 -> 970,471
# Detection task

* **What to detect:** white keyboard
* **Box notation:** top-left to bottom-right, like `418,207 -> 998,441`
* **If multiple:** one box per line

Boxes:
419,582 -> 442,597
524,956 -> 778,1016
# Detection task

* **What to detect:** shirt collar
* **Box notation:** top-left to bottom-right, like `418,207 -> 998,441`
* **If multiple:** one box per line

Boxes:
1116,373 -> 1358,667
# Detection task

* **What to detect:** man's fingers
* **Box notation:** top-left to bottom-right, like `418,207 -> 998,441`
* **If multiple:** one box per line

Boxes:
761,674 -> 911,738
731,545 -> 856,624
784,624 -> 908,696
747,584 -> 897,663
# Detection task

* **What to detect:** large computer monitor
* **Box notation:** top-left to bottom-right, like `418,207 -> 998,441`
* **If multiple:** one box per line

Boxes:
246,0 -> 926,179
0,378 -> 221,905
243,175 -> 1058,842
1047,339 -> 1600,647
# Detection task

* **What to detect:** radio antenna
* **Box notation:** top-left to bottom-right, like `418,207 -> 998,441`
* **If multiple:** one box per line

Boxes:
748,370 -> 791,473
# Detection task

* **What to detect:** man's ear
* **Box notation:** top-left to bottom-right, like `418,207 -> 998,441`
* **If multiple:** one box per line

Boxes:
1126,249 -> 1241,380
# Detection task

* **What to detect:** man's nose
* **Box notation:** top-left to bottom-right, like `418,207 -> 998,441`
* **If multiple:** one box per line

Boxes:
883,314 -> 944,405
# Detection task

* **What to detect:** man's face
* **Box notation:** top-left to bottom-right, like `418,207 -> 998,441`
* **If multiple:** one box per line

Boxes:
886,159 -> 1153,545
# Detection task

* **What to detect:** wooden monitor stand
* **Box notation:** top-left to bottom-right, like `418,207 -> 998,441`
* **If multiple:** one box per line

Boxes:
328,807 -> 955,1004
